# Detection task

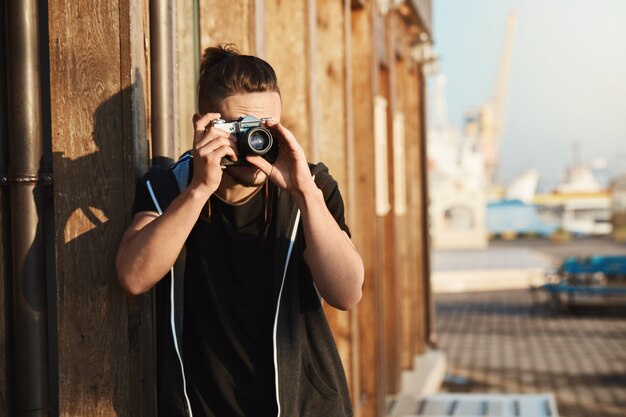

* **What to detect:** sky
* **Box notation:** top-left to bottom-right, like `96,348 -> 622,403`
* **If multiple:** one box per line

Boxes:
431,0 -> 626,191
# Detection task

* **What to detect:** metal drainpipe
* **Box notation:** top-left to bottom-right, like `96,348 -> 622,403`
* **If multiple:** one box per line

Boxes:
6,0 -> 51,416
418,67 -> 435,348
150,0 -> 177,168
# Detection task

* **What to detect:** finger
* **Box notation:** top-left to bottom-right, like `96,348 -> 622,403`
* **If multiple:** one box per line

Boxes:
193,113 -> 222,143
197,139 -> 237,161
197,146 -> 237,169
193,112 -> 221,132
195,137 -> 232,154
246,155 -> 273,175
194,128 -> 232,150
265,121 -> 298,148
211,146 -> 237,164
204,144 -> 236,159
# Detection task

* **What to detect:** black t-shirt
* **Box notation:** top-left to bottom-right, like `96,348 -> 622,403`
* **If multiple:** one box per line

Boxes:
184,186 -> 277,417
132,171 -> 350,417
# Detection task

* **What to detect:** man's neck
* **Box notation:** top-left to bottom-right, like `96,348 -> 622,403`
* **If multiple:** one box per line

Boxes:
215,177 -> 263,205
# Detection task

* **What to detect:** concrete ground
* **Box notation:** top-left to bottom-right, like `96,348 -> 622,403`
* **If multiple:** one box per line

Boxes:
433,238 -> 626,417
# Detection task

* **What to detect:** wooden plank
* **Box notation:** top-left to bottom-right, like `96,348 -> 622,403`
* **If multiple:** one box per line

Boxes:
315,0 -> 347,186
407,60 -> 431,353
389,27 -> 416,371
350,3 -> 386,417
397,42 -> 420,368
119,0 -> 154,416
405,62 -> 426,356
383,11 -> 409,395
177,0 -> 199,154
392,29 -> 429,356
263,0 -> 312,154
316,0 -> 356,400
417,66 -> 435,350
198,0 -> 256,55
378,62 -> 400,396
342,0 -> 361,412
413,66 -> 428,355
48,1 -> 139,415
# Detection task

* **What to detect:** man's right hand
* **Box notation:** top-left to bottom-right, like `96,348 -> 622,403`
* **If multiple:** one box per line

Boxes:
190,113 -> 237,197
115,113 -> 236,295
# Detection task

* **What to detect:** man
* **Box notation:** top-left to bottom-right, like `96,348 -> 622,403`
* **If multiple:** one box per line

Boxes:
116,44 -> 364,417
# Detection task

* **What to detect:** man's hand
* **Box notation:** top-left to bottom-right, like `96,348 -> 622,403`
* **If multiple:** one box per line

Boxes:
247,120 -> 364,310
190,113 -> 237,197
247,120 -> 317,197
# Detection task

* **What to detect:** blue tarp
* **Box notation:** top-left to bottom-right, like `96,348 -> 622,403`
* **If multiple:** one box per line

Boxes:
561,255 -> 626,276
486,199 -> 558,236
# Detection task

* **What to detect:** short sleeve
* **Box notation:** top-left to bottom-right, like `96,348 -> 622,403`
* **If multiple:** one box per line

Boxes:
314,167 -> 351,238
132,174 -> 157,215
131,166 -> 182,216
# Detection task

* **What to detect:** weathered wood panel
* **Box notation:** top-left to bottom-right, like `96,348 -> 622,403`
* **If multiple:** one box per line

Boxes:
386,12 -> 410,395
199,0 -> 257,55
413,66 -> 428,356
119,0 -> 154,415
378,63 -> 401,395
398,45 -> 420,368
177,0 -> 199,154
264,0 -> 313,154
315,0 -> 356,400
404,61 -> 426,357
351,3 -> 386,416
342,0 -> 362,410
417,68 -> 435,350
390,24 -> 417,370
49,0 -> 147,415
315,0 -> 347,186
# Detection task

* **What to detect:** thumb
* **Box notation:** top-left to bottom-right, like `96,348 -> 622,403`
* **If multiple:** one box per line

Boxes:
246,155 -> 273,177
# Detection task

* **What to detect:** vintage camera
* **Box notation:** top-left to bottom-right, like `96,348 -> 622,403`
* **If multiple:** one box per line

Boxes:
212,115 -> 278,167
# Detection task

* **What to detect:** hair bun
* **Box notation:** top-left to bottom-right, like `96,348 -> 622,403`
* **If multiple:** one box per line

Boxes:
200,44 -> 240,70
197,43 -> 280,112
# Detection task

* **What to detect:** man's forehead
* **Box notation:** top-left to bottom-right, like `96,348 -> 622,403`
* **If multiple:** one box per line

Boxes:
219,92 -> 281,120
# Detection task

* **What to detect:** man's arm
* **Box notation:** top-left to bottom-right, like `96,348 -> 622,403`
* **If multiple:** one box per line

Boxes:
248,121 -> 364,310
116,187 -> 211,295
295,187 -> 364,310
116,112 -> 235,294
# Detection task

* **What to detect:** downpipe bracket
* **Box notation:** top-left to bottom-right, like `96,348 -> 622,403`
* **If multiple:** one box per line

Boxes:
1,174 -> 54,186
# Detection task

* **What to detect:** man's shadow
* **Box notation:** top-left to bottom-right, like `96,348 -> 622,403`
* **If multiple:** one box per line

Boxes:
50,71 -> 154,416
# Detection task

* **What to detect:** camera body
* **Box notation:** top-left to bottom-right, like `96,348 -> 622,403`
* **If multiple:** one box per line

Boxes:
212,115 -> 278,167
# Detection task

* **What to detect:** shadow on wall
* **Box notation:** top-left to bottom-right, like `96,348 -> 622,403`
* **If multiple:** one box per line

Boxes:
48,71 -> 152,416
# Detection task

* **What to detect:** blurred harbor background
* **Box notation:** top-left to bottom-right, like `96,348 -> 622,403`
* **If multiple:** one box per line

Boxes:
427,0 -> 626,250
426,2 -> 626,416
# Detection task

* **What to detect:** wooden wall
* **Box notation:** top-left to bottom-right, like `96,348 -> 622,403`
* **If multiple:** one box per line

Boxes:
47,0 -> 151,415
350,3 -> 385,415
0,1 -> 432,416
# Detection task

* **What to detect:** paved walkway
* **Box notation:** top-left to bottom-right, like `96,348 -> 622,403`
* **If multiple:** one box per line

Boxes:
435,289 -> 626,417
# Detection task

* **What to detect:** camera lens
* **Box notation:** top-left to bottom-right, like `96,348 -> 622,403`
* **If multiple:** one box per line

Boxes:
245,127 -> 272,154
250,132 -> 269,151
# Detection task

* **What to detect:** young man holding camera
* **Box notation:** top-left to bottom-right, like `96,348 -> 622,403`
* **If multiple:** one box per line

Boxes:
116,44 -> 364,417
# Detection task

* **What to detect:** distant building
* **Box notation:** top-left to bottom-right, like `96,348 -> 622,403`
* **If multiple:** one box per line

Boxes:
428,76 -> 488,249
610,174 -> 626,241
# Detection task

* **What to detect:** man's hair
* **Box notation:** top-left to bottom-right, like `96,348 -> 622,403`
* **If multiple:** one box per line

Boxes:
197,44 -> 281,112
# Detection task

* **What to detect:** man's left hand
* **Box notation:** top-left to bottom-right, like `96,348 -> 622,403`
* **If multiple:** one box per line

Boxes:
247,120 -> 317,196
